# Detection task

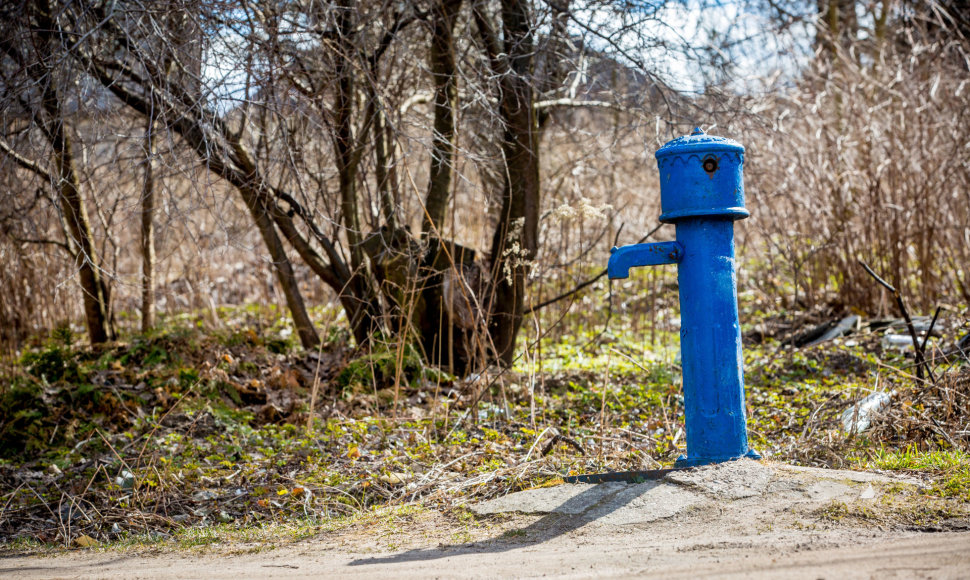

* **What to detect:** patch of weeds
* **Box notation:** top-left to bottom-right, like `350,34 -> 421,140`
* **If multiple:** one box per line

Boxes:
207,400 -> 256,428
175,527 -> 222,549
118,327 -> 200,369
179,367 -> 201,389
851,445 -> 970,501
157,520 -> 313,552
20,345 -> 84,383
101,531 -> 170,551
815,489 -> 970,530
336,340 -> 449,392
221,328 -> 261,349
0,536 -> 46,555
0,379 -> 45,450
3,296 -> 965,552
0,369 -> 113,458
452,507 -> 478,524
815,500 -> 853,523
265,337 -> 292,354
525,478 -> 564,490
49,321 -> 77,349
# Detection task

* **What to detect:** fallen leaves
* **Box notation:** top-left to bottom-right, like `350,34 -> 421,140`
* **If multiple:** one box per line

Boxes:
379,473 -> 407,485
74,535 -> 98,548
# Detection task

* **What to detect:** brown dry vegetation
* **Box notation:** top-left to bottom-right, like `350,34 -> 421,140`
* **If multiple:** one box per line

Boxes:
1,2 -> 966,351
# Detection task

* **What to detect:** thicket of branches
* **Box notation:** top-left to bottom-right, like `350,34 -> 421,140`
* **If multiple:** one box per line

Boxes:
748,0 -> 970,314
0,0 -> 966,369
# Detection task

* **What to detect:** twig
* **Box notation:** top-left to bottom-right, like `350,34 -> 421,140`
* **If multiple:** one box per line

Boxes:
931,417 -> 958,448
920,305 -> 942,355
541,434 -> 586,456
534,98 -> 629,112
521,426 -> 553,463
443,292 -> 579,438
616,426 -> 660,443
609,347 -> 681,373
306,334 -> 329,433
859,260 -> 935,385
0,483 -> 25,524
525,222 -> 664,315
799,392 -> 842,441
25,484 -> 63,544
858,260 -> 895,293
0,137 -> 52,180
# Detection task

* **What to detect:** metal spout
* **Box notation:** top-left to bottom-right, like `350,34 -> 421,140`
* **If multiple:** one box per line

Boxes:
607,241 -> 683,280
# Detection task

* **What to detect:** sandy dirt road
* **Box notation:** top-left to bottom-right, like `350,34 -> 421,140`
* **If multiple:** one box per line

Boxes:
4,462 -> 969,579
3,527 -> 969,579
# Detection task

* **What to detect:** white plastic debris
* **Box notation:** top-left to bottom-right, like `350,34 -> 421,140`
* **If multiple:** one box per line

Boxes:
841,391 -> 894,434
115,470 -> 135,490
882,334 -> 914,350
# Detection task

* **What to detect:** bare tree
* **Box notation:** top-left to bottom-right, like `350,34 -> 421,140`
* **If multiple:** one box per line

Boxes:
0,0 -> 114,345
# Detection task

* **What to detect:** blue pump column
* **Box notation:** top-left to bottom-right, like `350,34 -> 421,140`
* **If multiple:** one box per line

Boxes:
607,127 -> 759,467
674,218 -> 756,466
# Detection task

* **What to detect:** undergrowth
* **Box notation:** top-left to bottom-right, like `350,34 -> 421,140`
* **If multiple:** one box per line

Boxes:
0,303 -> 967,551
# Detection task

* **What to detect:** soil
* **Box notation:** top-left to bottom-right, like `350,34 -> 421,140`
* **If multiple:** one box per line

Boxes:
3,461 -> 969,579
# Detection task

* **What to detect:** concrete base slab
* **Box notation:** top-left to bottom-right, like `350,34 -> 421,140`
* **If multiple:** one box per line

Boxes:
664,458 -> 771,499
773,463 -> 924,486
472,482 -> 627,516
591,481 -> 706,525
472,479 -> 707,525
471,460 -> 920,524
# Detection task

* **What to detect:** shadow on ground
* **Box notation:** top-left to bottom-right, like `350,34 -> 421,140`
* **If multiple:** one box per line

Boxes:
349,477 -> 681,567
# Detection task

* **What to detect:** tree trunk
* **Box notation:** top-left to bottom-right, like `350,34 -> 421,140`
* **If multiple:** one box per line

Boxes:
332,0 -> 383,345
422,0 -> 462,235
50,117 -> 112,345
487,0 -> 540,366
31,0 -> 112,345
141,106 -> 157,333
240,186 -> 321,350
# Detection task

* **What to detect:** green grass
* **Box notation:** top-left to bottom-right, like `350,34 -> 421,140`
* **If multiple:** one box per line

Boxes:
864,446 -> 969,471
852,445 -> 970,501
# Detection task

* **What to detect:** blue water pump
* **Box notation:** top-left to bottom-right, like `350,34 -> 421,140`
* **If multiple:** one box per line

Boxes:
608,128 -> 760,467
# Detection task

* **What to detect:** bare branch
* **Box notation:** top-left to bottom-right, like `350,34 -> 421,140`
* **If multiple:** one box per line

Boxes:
0,138 -> 52,181
534,98 -> 629,112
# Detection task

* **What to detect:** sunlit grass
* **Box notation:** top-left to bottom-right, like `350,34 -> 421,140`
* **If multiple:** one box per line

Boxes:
852,445 -> 970,501
864,446 -> 969,471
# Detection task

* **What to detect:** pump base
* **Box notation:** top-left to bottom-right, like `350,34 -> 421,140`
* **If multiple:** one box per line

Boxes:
674,448 -> 762,468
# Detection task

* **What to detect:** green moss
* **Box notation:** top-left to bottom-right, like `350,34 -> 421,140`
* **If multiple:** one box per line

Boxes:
20,346 -> 83,383
336,340 -> 450,391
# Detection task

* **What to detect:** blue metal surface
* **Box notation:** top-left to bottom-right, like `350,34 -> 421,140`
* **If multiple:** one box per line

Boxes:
607,241 -> 683,279
656,128 -> 748,224
608,127 -> 759,468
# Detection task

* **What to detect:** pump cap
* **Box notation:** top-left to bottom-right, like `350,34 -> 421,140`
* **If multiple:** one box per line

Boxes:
654,128 -> 748,224
655,129 -> 744,160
